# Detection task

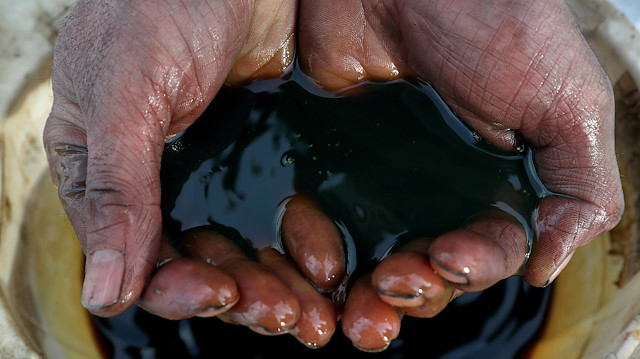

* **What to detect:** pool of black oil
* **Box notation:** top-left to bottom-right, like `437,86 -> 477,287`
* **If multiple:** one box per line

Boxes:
91,71 -> 552,358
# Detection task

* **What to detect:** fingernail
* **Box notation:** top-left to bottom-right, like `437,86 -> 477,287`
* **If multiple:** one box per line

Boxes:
81,249 -> 125,310
545,252 -> 575,287
195,299 -> 238,318
377,290 -> 425,308
430,259 -> 469,285
249,324 -> 293,336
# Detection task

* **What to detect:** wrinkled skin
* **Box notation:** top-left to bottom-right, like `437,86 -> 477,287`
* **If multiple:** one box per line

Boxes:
44,0 -> 623,351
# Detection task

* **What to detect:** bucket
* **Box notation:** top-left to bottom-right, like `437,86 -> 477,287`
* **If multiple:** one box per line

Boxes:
1,0 -> 639,357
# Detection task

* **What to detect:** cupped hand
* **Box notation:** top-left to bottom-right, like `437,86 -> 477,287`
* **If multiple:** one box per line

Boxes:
45,0 -> 341,348
288,0 -> 623,351
44,0 -> 297,316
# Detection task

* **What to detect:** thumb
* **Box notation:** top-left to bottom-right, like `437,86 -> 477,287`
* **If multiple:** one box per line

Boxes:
82,113 -> 164,314
45,97 -> 165,316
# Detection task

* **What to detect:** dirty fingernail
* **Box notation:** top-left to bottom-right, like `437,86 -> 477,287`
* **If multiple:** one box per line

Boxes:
195,299 -> 239,318
545,252 -> 575,287
377,290 -> 425,308
81,249 -> 125,310
430,259 -> 469,285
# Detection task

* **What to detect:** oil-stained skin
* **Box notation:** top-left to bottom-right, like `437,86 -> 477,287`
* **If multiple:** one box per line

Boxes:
280,195 -> 346,292
258,247 -> 337,348
342,274 -> 402,352
138,225 -> 339,346
180,228 -> 300,335
372,239 -> 454,318
138,257 -> 239,320
278,195 -> 457,350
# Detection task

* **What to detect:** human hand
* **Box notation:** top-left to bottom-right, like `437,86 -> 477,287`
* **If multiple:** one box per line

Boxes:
44,0 -> 624,352
43,0 -> 300,319
45,0 -> 346,347
285,0 -> 623,350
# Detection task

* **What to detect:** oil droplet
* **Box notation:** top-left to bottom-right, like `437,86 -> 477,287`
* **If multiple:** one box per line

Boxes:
280,152 -> 295,166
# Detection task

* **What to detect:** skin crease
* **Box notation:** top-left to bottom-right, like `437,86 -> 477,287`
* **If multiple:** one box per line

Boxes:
180,228 -> 301,334
43,0 -> 623,351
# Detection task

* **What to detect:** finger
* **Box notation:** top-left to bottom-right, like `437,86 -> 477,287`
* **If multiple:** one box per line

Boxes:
44,101 -> 167,317
524,196 -> 614,286
280,195 -> 345,291
137,236 -> 239,320
258,248 -> 337,348
371,239 -> 454,318
342,274 -> 401,352
137,257 -> 238,320
297,0 -> 406,90
44,110 -> 164,316
227,0 -> 297,84
181,228 -> 300,335
428,213 -> 529,292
